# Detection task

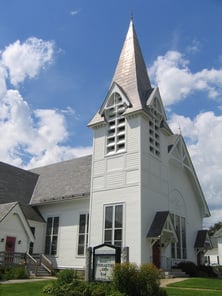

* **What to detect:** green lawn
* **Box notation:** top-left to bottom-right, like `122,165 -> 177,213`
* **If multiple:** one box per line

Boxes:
0,280 -> 52,296
166,278 -> 222,296
1,278 -> 222,296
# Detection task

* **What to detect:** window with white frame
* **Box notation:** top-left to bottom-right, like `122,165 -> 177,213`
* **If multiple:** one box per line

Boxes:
104,204 -> 123,247
77,213 -> 89,256
104,92 -> 127,155
170,214 -> 187,259
45,216 -> 59,255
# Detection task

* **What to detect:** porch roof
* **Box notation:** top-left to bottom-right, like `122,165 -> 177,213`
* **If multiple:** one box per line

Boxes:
147,211 -> 172,238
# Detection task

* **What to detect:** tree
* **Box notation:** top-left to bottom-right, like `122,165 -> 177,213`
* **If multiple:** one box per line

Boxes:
208,221 -> 222,236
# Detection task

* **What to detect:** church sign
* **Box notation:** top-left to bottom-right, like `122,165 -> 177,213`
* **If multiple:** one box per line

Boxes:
93,244 -> 121,281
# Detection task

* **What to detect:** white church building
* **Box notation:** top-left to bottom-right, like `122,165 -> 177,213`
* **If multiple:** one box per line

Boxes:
0,20 -> 210,274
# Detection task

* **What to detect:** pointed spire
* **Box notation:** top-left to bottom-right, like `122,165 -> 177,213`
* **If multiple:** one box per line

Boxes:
111,19 -> 152,111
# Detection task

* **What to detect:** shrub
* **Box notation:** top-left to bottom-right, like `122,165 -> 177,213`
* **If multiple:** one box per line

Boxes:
57,269 -> 79,284
0,266 -> 29,280
43,269 -> 85,296
177,261 -> 198,277
112,262 -> 139,296
112,262 -> 165,296
139,263 -> 161,296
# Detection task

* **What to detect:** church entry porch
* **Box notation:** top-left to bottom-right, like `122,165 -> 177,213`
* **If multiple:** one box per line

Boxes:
147,211 -> 178,271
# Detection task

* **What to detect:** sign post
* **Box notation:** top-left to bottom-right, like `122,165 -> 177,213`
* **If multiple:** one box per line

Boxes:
93,243 -> 121,282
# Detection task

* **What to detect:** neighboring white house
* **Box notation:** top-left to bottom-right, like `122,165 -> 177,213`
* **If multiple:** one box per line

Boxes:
205,229 -> 222,266
0,19 -> 210,272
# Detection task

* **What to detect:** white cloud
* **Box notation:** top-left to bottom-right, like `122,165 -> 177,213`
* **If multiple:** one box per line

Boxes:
70,10 -> 80,16
0,37 -> 92,169
149,50 -> 222,106
149,48 -> 222,226
169,112 -> 222,226
2,37 -> 54,86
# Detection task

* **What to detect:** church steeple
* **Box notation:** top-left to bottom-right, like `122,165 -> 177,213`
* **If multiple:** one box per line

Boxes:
89,19 -> 153,127
111,19 -> 152,111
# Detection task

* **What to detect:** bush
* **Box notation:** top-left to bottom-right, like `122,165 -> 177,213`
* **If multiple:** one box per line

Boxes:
178,261 -> 218,278
57,269 -> 79,284
43,264 -> 166,296
112,262 -> 165,296
139,263 -> 161,296
177,261 -> 198,277
0,266 -> 29,280
112,262 -> 139,296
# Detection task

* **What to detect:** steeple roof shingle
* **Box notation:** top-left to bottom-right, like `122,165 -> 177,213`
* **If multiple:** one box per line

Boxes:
89,19 -> 153,126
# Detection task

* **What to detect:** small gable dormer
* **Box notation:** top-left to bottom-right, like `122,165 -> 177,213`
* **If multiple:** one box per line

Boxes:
99,83 -> 131,155
146,87 -> 168,157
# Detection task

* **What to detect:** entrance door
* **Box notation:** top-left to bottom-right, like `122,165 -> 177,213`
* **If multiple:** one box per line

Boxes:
5,236 -> 16,252
5,236 -> 16,264
152,241 -> 160,268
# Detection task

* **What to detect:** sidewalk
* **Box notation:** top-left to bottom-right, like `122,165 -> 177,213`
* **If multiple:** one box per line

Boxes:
160,277 -> 188,287
0,276 -> 56,284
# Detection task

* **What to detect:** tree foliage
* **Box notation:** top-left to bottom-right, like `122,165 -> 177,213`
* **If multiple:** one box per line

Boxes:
208,221 -> 222,236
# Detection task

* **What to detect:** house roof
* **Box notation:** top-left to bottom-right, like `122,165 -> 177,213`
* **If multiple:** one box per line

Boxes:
21,204 -> 45,223
214,228 -> 222,238
147,211 -> 170,238
89,19 -> 153,127
0,201 -> 17,222
194,230 -> 211,249
0,161 -> 39,205
0,202 -> 35,242
30,155 -> 92,205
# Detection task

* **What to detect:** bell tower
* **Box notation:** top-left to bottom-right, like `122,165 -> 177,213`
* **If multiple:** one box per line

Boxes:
88,19 -> 170,263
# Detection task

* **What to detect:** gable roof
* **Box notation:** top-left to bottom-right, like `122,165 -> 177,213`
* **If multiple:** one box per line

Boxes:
30,155 -> 92,205
0,201 -> 17,222
0,202 -> 35,242
168,135 -> 210,218
0,161 -> 39,205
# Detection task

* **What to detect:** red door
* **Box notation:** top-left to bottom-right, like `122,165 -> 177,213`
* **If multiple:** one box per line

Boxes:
152,241 -> 160,268
5,236 -> 16,252
5,236 -> 16,263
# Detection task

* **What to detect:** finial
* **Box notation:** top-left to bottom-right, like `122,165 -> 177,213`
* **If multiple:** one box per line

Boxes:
178,123 -> 182,135
130,10 -> 134,22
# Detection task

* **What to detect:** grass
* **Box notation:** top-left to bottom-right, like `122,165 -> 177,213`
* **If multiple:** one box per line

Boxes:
166,287 -> 222,295
166,278 -> 222,296
0,280 -> 53,296
1,278 -> 222,296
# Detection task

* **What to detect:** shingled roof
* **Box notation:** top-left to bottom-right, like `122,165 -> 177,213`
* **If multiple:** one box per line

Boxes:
0,202 -> 17,222
0,162 -> 39,205
147,211 -> 170,238
89,19 -> 153,127
30,155 -> 92,205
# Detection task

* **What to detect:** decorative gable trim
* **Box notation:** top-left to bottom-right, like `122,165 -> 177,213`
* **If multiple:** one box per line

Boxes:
147,211 -> 177,243
99,82 -> 131,118
168,135 -> 210,218
146,87 -> 167,121
168,135 -> 193,173
0,202 -> 35,242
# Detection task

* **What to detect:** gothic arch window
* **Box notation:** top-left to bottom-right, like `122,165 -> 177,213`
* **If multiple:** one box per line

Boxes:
104,92 -> 127,155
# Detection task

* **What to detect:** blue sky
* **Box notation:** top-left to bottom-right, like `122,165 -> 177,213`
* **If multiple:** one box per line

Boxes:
0,0 -> 221,226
